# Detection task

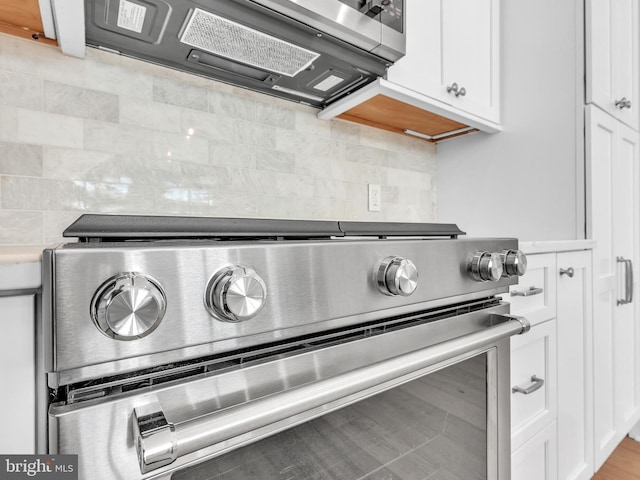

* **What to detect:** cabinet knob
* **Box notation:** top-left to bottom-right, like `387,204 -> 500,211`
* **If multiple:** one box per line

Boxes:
559,267 -> 575,278
446,82 -> 467,97
615,97 -> 632,109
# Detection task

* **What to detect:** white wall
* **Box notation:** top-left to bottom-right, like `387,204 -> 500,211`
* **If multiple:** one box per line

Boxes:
0,33 -> 437,246
437,0 -> 583,241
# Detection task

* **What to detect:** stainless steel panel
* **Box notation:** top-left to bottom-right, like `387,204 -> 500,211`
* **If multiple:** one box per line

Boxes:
250,0 -> 405,61
49,303 -> 516,479
133,313 -> 526,474
46,238 -> 519,379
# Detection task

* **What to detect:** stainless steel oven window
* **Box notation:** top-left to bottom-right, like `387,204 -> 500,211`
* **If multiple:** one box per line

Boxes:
174,352 -> 492,480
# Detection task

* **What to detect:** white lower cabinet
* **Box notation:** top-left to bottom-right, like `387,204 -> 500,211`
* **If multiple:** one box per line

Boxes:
512,421 -> 558,480
506,246 -> 593,480
510,319 -> 557,454
0,294 -> 36,454
556,251 -> 593,480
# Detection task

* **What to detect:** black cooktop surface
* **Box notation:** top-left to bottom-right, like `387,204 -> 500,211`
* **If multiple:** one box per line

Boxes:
63,214 -> 465,242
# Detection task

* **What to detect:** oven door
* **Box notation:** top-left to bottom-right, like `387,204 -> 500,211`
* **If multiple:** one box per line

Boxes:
48,301 -> 528,480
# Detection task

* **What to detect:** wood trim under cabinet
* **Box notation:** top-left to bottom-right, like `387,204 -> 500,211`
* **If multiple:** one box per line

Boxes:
0,0 -> 57,45
338,93 -> 469,137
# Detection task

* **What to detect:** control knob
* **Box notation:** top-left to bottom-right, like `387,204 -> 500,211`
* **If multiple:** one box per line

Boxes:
501,249 -> 527,277
377,256 -> 419,296
91,273 -> 167,340
205,265 -> 267,322
469,252 -> 504,282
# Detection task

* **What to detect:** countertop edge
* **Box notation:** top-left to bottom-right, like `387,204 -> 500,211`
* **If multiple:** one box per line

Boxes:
519,239 -> 596,254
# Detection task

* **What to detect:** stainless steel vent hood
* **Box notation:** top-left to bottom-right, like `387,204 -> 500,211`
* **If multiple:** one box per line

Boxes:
84,0 -> 405,107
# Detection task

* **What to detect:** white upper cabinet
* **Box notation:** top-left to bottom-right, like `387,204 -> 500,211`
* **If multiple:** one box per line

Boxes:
387,0 -> 499,123
586,0 -> 639,130
318,0 -> 500,142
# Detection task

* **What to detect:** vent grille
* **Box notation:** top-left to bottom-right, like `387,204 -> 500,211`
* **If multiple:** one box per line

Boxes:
180,8 -> 320,77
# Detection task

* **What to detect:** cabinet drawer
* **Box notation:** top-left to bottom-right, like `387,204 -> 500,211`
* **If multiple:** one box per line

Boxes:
511,319 -> 557,452
511,420 -> 558,480
504,253 -> 557,326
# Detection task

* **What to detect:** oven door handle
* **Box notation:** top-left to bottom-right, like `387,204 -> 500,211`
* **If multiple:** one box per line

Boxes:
133,314 -> 530,474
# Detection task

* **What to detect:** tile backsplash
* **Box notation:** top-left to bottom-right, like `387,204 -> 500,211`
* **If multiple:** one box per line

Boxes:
0,34 -> 437,246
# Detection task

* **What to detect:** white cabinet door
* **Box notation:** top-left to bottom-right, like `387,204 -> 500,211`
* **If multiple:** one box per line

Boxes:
0,295 -> 36,454
387,0 -> 499,123
556,250 -> 593,480
512,421 -> 558,480
510,319 -> 557,452
587,105 -> 640,469
586,0 -> 639,130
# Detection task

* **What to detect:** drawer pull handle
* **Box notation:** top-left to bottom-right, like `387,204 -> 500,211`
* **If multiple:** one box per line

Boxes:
511,286 -> 544,297
512,375 -> 545,395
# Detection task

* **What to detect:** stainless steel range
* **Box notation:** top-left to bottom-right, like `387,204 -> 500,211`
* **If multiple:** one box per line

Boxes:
41,215 -> 529,480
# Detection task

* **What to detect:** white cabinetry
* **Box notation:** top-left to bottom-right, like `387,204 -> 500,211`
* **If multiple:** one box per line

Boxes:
387,0 -> 499,124
586,0 -> 639,130
511,421 -> 557,480
318,0 -> 500,141
586,104 -> 640,469
0,259 -> 42,455
0,295 -> 36,453
506,245 -> 593,480
556,251 -> 593,480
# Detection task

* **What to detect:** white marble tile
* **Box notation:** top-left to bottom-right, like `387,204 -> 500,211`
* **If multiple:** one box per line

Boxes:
182,110 -> 237,144
359,124 -> 395,150
150,130 -> 209,163
45,81 -> 119,122
295,109 -> 332,137
345,144 -> 391,167
43,211 -> 82,246
154,187 -> 192,215
382,185 -> 400,204
331,160 -> 388,185
0,106 -> 17,141
120,96 -> 182,133
234,120 -> 277,149
255,149 -> 295,173
0,142 -> 42,176
313,178 -> 348,200
387,167 -> 433,190
43,147 -> 115,180
85,120 -> 151,155
0,210 -> 43,244
254,101 -> 295,129
294,154 -> 334,179
330,119 -> 361,144
0,70 -> 43,110
0,35 -> 84,87
1,176 -> 88,211
209,89 -> 255,120
392,151 -> 437,173
83,52 -> 154,101
189,189 -> 258,217
209,142 -> 256,169
178,162 -> 233,189
153,76 -> 208,112
83,181 -> 156,214
275,129 -> 342,157
16,109 -> 83,148
0,33 -> 440,245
